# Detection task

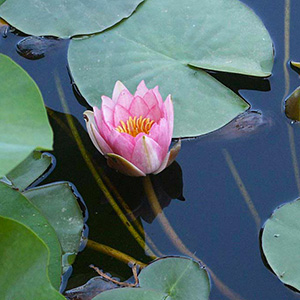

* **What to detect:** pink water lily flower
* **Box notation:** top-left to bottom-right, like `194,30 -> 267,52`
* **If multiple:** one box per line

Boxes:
84,80 -> 181,177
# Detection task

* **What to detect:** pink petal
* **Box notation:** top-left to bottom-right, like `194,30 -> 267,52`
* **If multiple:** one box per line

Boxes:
146,105 -> 162,123
153,152 -> 170,175
83,110 -> 112,155
112,81 -> 129,102
113,104 -> 131,127
164,95 -> 174,140
93,106 -> 102,131
153,86 -> 164,109
131,135 -> 163,174
91,124 -> 113,154
166,139 -> 181,167
98,109 -> 113,141
116,89 -> 134,110
102,105 -> 114,125
149,118 -> 170,158
153,139 -> 181,175
134,80 -> 149,98
101,95 -> 115,110
106,153 -> 146,177
129,96 -> 149,118
108,129 -> 135,161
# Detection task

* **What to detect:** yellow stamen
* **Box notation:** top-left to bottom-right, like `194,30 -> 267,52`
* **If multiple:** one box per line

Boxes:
116,116 -> 155,137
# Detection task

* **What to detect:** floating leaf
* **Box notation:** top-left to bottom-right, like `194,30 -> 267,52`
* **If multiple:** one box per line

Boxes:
261,198 -> 300,291
285,87 -> 300,122
0,0 -> 144,38
0,182 -> 62,289
92,287 -> 166,300
139,257 -> 210,300
6,151 -> 53,191
92,257 -> 210,300
0,216 -> 65,300
68,0 -> 273,138
0,54 -> 53,177
23,182 -> 84,270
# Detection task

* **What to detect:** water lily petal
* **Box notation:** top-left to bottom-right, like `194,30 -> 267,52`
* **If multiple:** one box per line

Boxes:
101,95 -> 115,110
109,130 -> 135,161
129,96 -> 149,118
167,139 -> 181,167
116,89 -> 134,110
149,118 -> 170,157
93,106 -> 102,130
164,95 -> 174,139
91,124 -> 113,154
106,153 -> 146,177
131,135 -> 163,174
134,80 -> 149,98
154,139 -> 181,174
146,104 -> 163,123
153,152 -> 170,175
153,86 -> 164,109
113,104 -> 131,127
84,110 -> 112,155
112,80 -> 128,102
102,105 -> 114,125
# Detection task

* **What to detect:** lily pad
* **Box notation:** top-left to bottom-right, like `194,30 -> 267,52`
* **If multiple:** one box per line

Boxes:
261,198 -> 300,291
68,0 -> 273,138
93,288 -> 166,300
0,54 -> 53,177
92,257 -> 210,300
0,0 -> 144,38
139,257 -> 210,300
0,182 -> 62,289
6,151 -> 53,191
0,216 -> 65,300
23,182 -> 84,269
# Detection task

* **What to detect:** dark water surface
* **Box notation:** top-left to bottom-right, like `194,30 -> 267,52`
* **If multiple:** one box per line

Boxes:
2,0 -> 300,299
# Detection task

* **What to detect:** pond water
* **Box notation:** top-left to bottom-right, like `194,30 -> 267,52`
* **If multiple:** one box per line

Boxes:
1,0 -> 300,299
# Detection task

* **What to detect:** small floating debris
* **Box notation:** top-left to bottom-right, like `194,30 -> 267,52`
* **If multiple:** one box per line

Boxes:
285,87 -> 300,122
16,36 -> 61,60
0,18 -> 9,37
201,110 -> 273,141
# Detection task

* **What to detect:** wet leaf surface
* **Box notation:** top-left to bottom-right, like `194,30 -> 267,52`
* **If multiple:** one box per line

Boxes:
0,0 -> 144,38
0,216 -> 65,299
6,151 -> 53,191
261,198 -> 300,291
23,182 -> 84,271
0,182 -> 62,289
0,54 -> 53,177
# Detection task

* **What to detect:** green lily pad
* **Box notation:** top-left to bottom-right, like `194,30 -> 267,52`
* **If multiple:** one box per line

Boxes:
0,182 -> 62,289
23,182 -> 84,270
261,198 -> 300,291
0,0 -> 144,38
92,257 -> 210,300
68,0 -> 273,138
93,288 -> 166,300
0,216 -> 65,300
6,151 -> 53,191
0,54 -> 53,177
139,257 -> 210,300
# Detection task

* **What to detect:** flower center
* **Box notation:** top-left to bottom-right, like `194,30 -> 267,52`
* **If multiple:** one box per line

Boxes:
116,116 -> 155,137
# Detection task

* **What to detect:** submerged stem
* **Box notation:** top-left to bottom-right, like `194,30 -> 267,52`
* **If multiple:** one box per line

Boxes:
87,240 -> 147,269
